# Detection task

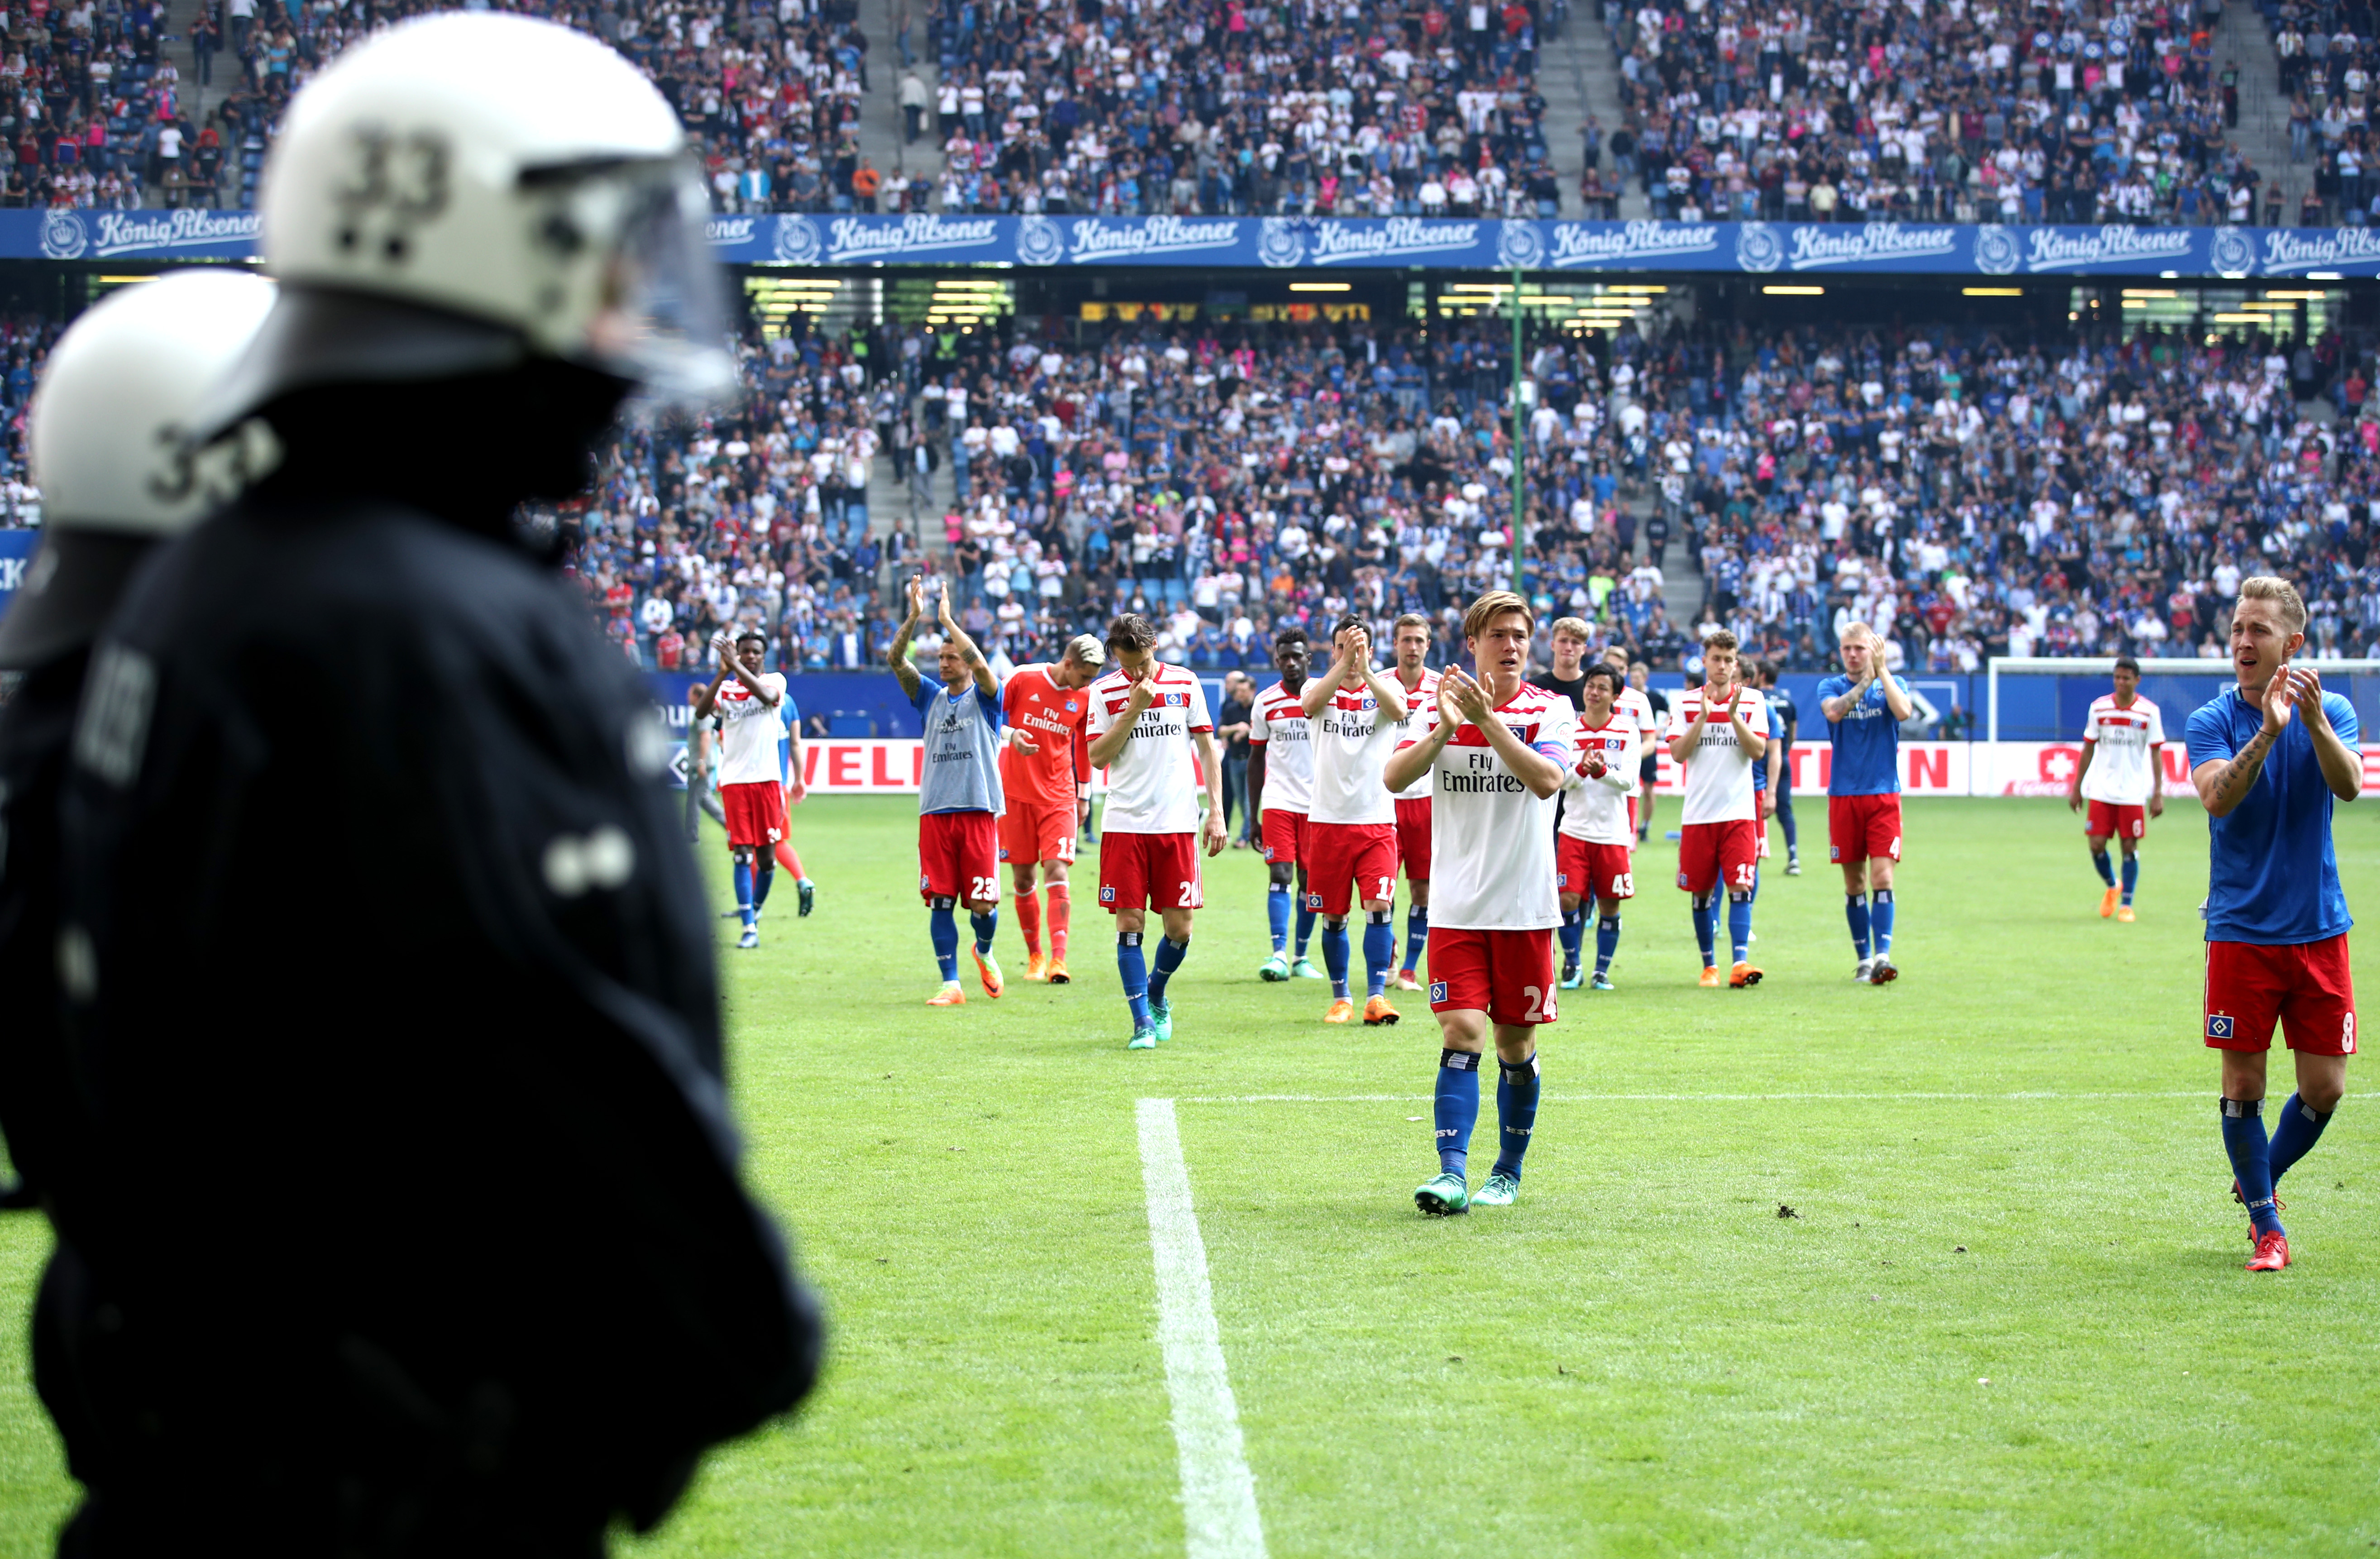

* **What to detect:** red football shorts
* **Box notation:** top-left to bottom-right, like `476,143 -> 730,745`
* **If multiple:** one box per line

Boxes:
1827,794 -> 1903,866
918,809 -> 1000,903
999,795 -> 1078,865
2085,800 -> 2146,841
721,780 -> 788,851
1557,835 -> 1636,902
1395,797 -> 1433,882
1099,831 -> 1204,913
2204,936 -> 2358,1056
1427,926 -> 1558,1027
1305,821 -> 1399,917
1677,818 -> 1759,895
1260,808 -> 1308,867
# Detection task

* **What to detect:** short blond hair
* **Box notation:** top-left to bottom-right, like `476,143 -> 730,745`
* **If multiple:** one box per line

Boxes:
2237,576 -> 2308,633
1392,612 -> 1433,636
1062,634 -> 1107,669
1551,616 -> 1591,642
1463,590 -> 1534,642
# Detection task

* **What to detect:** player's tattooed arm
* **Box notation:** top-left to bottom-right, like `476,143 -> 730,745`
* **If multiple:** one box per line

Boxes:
936,576 -> 997,696
2194,679 -> 2294,817
887,574 -> 925,699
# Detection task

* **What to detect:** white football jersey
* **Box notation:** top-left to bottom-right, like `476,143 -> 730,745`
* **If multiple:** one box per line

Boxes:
1390,666 -> 1441,801
714,672 -> 789,785
1560,718 -> 1639,845
1614,685 -> 1657,795
1309,679 -> 1405,826
2079,693 -> 2166,804
1402,681 -> 1576,929
1666,686 -> 1764,825
1249,679 -> 1315,813
1089,662 -> 1213,834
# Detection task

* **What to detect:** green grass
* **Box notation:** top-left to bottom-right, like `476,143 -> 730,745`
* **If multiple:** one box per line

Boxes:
3,797 -> 2378,1556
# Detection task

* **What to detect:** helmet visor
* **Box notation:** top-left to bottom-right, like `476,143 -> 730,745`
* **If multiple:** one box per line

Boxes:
531,156 -> 736,409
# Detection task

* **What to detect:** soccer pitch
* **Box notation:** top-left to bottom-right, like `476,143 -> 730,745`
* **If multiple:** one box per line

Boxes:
1,797 -> 2375,1555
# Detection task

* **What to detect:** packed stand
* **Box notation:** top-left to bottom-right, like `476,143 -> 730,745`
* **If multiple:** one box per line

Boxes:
908,0 -> 1571,216
2265,0 -> 2380,223
113,0 -> 889,213
1587,0 -> 2295,225
572,306 -> 2380,693
0,314 -> 62,514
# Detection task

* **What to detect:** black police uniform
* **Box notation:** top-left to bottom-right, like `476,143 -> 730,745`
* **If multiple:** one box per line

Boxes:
57,493 -> 820,1555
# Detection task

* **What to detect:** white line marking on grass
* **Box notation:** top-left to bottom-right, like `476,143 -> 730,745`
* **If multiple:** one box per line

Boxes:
1176,1091 -> 2208,1105
1137,1097 -> 1268,1559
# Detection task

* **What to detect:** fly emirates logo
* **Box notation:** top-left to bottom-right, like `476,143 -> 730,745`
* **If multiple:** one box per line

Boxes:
1443,748 -> 1528,794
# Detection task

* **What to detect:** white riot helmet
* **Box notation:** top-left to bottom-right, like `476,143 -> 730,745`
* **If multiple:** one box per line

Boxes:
203,11 -> 730,429
0,269 -> 278,668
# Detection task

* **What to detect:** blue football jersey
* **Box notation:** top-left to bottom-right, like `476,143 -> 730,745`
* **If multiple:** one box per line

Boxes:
1815,674 -> 1905,796
2185,689 -> 2358,946
1751,703 -> 1785,792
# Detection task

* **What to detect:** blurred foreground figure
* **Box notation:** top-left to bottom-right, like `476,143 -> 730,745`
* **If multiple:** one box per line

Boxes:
56,15 -> 820,1555
0,271 -> 277,1539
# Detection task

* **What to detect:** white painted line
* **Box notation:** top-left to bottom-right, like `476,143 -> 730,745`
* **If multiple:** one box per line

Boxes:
1137,1097 -> 1268,1559
1175,1091 -> 2208,1105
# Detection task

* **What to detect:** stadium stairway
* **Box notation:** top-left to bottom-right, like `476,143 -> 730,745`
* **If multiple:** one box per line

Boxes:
1535,14 -> 1589,215
1569,6 -> 1649,220
2218,4 -> 2301,223
860,0 -> 939,190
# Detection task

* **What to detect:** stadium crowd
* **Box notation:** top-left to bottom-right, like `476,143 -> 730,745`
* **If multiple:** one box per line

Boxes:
1590,0 -> 2316,226
910,0 -> 1570,216
552,306 -> 2380,684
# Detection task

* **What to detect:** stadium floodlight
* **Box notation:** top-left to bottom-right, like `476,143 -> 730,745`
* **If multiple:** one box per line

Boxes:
1986,656 -> 2380,742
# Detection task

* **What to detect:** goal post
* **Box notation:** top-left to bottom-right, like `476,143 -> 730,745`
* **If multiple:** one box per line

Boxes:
1983,656 -> 2380,800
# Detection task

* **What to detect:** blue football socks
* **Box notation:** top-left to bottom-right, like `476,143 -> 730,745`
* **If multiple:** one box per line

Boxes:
1295,898 -> 1316,959
1402,904 -> 1429,973
733,859 -> 756,928
1148,934 -> 1189,1004
1435,1049 -> 1481,1176
2093,851 -> 2117,887
1118,931 -> 1152,1028
2120,854 -> 2139,906
1321,918 -> 1352,999
1363,911 -> 1396,998
1845,893 -> 1871,960
1727,892 -> 1754,965
2269,1092 -> 2334,1186
1492,1052 -> 1540,1181
1266,883 -> 1292,952
1871,889 -> 1895,958
930,902 -> 960,982
970,909 -> 999,956
2220,1097 -> 2284,1237
1558,905 -> 1585,968
1692,894 -> 1718,968
1594,914 -> 1621,976
753,859 -> 775,908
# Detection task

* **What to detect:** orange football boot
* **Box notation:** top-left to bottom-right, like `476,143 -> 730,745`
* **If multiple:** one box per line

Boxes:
1730,961 -> 1764,988
1362,995 -> 1400,1026
1324,997 -> 1357,1023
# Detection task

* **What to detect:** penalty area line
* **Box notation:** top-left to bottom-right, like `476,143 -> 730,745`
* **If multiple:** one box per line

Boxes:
1137,1097 -> 1268,1559
1174,1091 -> 2209,1105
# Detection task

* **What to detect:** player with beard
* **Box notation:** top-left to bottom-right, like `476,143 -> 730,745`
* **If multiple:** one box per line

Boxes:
889,576 -> 1006,1005
695,626 -> 791,950
1384,592 -> 1576,1215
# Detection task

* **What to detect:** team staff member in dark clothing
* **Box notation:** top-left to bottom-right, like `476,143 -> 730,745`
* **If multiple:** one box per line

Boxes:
1218,669 -> 1255,846
57,18 -> 818,1554
1758,659 -> 1802,875
0,276 -> 277,1518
